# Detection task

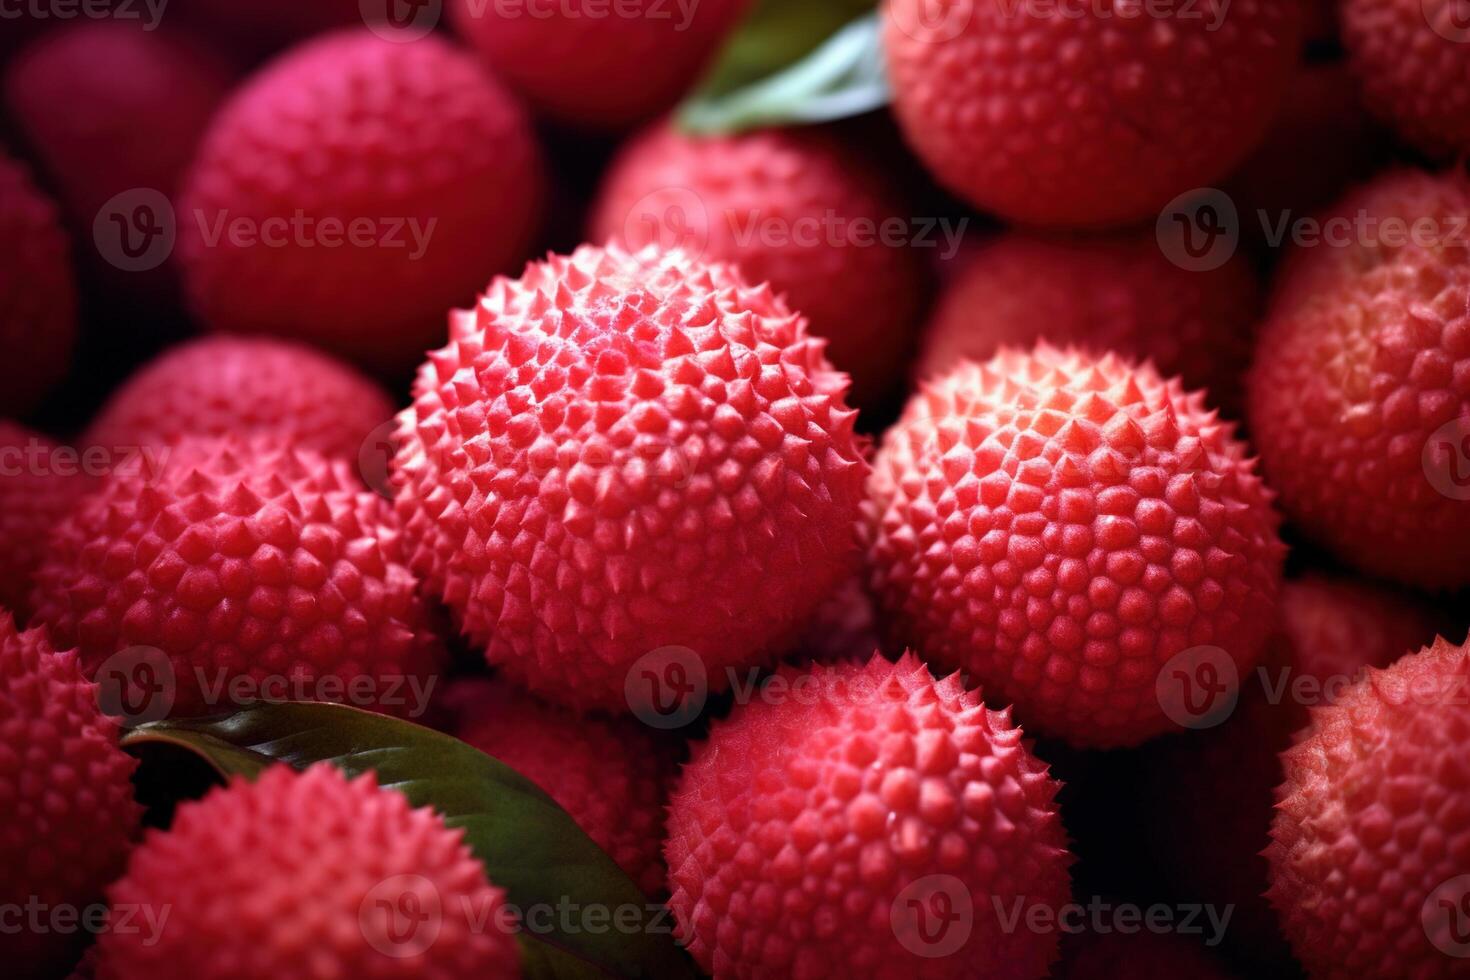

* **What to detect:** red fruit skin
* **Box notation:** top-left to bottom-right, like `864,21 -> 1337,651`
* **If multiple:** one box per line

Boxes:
0,423 -> 92,619
177,30 -> 544,373
1341,0 -> 1470,157
1266,635 -> 1470,979
882,0 -> 1301,226
393,244 -> 868,712
30,437 -> 444,717
1154,573 -> 1444,963
589,124 -> 927,409
84,336 -> 396,462
1053,930 -> 1239,980
0,150 -> 77,418
450,680 -> 679,896
665,653 -> 1073,979
95,763 -> 519,980
1246,169 -> 1470,590
0,613 -> 141,977
448,0 -> 750,129
865,344 -> 1285,748
915,232 -> 1261,416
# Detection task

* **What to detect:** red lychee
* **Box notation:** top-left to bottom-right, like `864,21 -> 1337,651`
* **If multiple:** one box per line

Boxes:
0,148 -> 76,418
665,653 -> 1073,979
84,336 -> 395,463
448,0 -> 750,129
882,0 -> 1300,226
0,423 -> 92,619
1266,634 -> 1470,978
392,244 -> 868,712
0,613 -> 141,977
95,763 -> 519,980
1246,169 -> 1470,590
914,231 -> 1261,415
30,436 -> 444,718
177,30 -> 544,373
865,344 -> 1284,748
589,123 -> 926,409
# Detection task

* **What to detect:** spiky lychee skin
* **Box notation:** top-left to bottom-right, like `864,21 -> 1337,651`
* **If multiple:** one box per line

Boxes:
589,124 -> 926,409
881,0 -> 1300,226
915,232 -> 1261,415
865,345 -> 1284,748
1246,170 -> 1470,590
30,437 -> 444,717
1341,0 -> 1470,157
0,423 -> 92,619
84,336 -> 395,461
665,653 -> 1073,979
0,613 -> 141,977
450,680 -> 678,896
0,149 -> 76,418
177,30 -> 544,373
1266,635 -> 1470,979
448,0 -> 750,129
392,244 -> 868,712
95,763 -> 519,980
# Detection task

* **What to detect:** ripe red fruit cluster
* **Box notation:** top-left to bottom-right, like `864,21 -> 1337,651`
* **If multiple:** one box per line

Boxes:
0,6 -> 1466,980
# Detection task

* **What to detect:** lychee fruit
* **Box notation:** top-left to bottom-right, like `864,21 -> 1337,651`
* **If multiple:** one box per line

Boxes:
84,336 -> 395,463
0,612 -> 141,977
0,423 -> 92,619
914,231 -> 1261,415
1266,634 -> 1470,978
589,123 -> 926,409
1341,0 -> 1470,157
392,244 -> 868,712
882,0 -> 1301,226
177,29 -> 544,373
0,148 -> 76,418
30,436 -> 444,718
1246,169 -> 1470,590
94,762 -> 519,980
447,679 -> 679,897
448,0 -> 750,129
865,344 -> 1284,748
665,653 -> 1073,979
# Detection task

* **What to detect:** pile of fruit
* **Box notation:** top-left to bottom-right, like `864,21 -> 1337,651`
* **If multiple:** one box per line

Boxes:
1,1 -> 1467,977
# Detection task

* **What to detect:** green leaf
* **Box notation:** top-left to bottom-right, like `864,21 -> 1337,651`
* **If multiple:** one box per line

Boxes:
122,702 -> 696,980
679,5 -> 889,135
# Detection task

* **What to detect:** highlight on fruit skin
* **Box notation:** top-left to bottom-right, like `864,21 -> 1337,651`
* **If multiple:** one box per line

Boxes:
94,762 -> 520,980
1265,633 -> 1470,979
664,652 -> 1074,979
865,343 -> 1285,748
392,243 -> 869,713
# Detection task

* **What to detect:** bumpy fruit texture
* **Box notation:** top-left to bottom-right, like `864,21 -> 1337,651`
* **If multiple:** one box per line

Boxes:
393,244 -> 868,712
882,0 -> 1300,226
1342,0 -> 1470,157
95,763 -> 519,980
0,613 -> 141,977
1266,635 -> 1470,979
590,124 -> 926,409
665,653 -> 1073,979
915,232 -> 1261,415
177,30 -> 544,373
866,345 -> 1284,748
0,150 -> 76,418
84,336 -> 395,461
450,680 -> 679,896
1247,169 -> 1470,589
1154,573 -> 1444,960
0,423 -> 92,618
31,436 -> 443,717
449,0 -> 750,129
